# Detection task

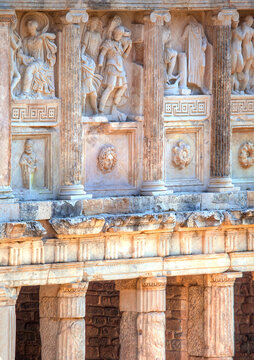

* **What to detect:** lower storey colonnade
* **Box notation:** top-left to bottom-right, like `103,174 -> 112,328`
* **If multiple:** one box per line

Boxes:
2,273 -> 252,360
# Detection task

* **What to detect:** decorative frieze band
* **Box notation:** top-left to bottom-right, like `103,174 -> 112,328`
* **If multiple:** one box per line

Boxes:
231,96 -> 254,116
164,96 -> 210,120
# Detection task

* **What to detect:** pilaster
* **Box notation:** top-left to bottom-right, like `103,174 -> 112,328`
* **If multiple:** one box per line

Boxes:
56,282 -> 88,360
0,11 -> 15,199
208,10 -> 240,192
0,284 -> 20,360
188,272 -> 242,359
58,11 -> 91,199
140,12 -> 172,195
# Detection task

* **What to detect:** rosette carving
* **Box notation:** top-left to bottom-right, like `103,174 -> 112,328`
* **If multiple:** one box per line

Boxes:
97,144 -> 117,174
172,141 -> 191,170
238,142 -> 254,168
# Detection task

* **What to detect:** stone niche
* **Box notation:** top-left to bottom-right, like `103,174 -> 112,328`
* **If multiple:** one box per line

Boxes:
83,120 -> 142,196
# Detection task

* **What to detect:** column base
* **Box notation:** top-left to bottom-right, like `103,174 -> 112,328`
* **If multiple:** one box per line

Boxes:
140,181 -> 173,196
207,177 -> 240,193
0,186 -> 14,200
58,184 -> 92,200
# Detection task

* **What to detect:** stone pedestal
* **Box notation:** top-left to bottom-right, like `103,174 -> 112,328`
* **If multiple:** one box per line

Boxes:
208,10 -> 239,192
188,272 -> 242,359
140,12 -> 172,195
56,283 -> 88,360
0,11 -> 15,199
58,11 -> 91,200
0,285 -> 20,360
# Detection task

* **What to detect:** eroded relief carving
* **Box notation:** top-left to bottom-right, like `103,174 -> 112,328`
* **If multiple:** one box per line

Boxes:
182,16 -> 209,95
231,16 -> 254,94
172,141 -> 191,169
81,15 -> 132,120
19,139 -> 37,189
11,12 -> 57,99
97,144 -> 117,174
238,142 -> 254,168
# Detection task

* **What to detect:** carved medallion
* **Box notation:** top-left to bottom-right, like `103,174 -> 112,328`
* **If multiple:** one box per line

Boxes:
172,141 -> 191,170
97,144 -> 117,174
238,142 -> 254,168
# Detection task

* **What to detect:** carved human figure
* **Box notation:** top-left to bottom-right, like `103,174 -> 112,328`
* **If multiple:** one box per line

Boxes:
19,139 -> 37,190
239,16 -> 254,93
19,13 -> 57,98
231,19 -> 245,94
81,17 -> 103,114
98,24 -> 132,113
182,16 -> 208,94
10,17 -> 23,98
162,25 -> 178,84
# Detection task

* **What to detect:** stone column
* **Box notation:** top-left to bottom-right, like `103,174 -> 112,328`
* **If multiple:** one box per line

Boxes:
117,279 -> 138,360
0,11 -> 15,199
208,10 -> 239,192
188,272 -> 242,360
0,285 -> 20,360
58,11 -> 91,199
56,282 -> 88,360
140,12 -> 172,195
137,277 -> 166,359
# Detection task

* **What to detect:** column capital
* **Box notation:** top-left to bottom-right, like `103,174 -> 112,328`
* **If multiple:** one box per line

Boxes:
57,282 -> 88,298
0,284 -> 20,306
210,9 -> 239,26
61,10 -> 88,25
138,276 -> 167,291
204,272 -> 242,287
0,10 -> 16,23
144,11 -> 171,24
137,277 -> 166,312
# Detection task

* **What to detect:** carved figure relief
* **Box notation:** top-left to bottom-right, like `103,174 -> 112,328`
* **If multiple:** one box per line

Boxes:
182,16 -> 209,94
81,15 -> 132,120
19,139 -> 37,189
11,12 -> 57,99
231,16 -> 254,94
238,142 -> 254,168
97,144 -> 117,174
172,141 -> 191,169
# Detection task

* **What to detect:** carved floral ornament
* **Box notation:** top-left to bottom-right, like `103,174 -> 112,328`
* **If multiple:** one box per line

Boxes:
97,144 -> 117,174
238,142 -> 254,168
172,141 -> 191,170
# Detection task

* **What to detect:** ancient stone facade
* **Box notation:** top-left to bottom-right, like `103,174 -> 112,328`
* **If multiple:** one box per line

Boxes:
1,0 -> 254,359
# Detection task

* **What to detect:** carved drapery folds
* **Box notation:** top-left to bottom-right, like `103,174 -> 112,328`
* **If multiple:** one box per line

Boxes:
81,15 -> 132,120
11,11 -> 57,99
19,139 -> 37,189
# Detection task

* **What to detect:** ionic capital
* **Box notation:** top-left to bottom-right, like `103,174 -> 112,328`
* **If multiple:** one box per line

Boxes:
210,9 -> 239,26
61,10 -> 88,25
0,284 -> 20,306
204,272 -> 242,287
0,10 -> 16,23
144,11 -> 171,25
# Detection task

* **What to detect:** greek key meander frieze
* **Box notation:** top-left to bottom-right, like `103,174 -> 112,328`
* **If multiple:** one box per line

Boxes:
231,97 -> 254,115
164,98 -> 209,118
11,101 -> 59,125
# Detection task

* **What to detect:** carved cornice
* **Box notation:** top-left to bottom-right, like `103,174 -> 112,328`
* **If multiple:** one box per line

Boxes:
61,10 -> 88,25
204,272 -> 242,287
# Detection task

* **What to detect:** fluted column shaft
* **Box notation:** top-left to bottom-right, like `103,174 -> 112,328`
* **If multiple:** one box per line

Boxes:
188,272 -> 242,360
56,283 -> 88,360
208,10 -> 239,192
59,11 -> 91,199
0,285 -> 20,360
0,11 -> 15,199
141,12 -> 171,195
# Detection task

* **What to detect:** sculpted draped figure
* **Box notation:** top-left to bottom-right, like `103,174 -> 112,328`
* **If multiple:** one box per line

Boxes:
231,15 -> 254,94
81,15 -> 132,119
182,16 -> 209,94
19,140 -> 37,190
10,12 -> 57,99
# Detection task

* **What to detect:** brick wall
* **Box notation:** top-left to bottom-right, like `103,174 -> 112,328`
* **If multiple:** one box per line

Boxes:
16,286 -> 41,360
234,272 -> 254,360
